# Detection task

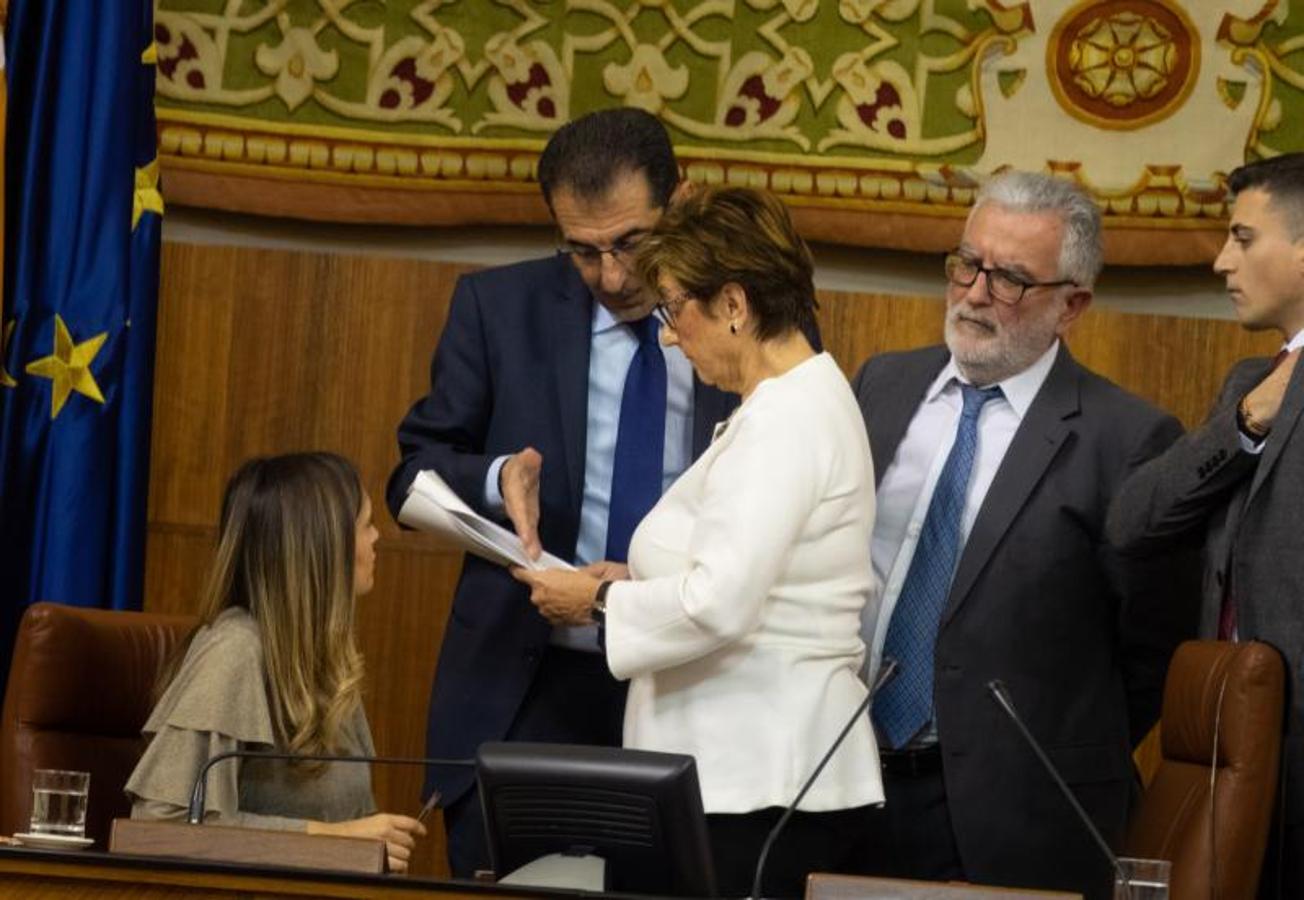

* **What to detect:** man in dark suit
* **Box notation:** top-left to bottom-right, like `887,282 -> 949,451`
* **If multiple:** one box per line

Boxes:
851,171 -> 1195,899
1107,154 -> 1304,900
386,109 -> 735,877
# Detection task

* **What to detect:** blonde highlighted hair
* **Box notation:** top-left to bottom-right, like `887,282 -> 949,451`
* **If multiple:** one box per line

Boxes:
189,452 -> 367,762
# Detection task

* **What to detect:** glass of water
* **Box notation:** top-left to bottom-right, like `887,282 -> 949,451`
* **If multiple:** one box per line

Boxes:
1114,857 -> 1171,900
29,769 -> 90,837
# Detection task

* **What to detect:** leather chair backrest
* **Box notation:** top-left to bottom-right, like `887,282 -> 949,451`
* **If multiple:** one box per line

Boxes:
1125,640 -> 1285,900
0,602 -> 197,847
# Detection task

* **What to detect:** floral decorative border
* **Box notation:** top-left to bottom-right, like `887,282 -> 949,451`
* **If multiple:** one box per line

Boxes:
141,2 -> 1304,261
158,105 -> 1231,263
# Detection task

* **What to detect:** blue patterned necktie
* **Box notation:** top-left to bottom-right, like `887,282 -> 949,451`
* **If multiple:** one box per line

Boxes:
873,382 -> 1003,749
605,315 -> 667,562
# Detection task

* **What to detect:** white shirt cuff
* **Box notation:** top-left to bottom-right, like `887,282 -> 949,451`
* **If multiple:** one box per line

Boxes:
483,455 -> 510,513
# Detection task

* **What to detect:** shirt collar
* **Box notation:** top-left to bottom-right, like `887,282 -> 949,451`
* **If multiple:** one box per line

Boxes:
592,300 -> 622,334
924,339 -> 1061,421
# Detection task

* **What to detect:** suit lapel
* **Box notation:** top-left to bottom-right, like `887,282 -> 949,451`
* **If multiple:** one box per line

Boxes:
546,261 -> 594,516
1246,357 -> 1303,507
869,347 -> 950,487
942,345 -> 1076,627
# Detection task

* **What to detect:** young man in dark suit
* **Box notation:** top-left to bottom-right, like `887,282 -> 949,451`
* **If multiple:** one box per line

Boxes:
1108,153 -> 1304,899
386,108 -> 735,877
852,171 -> 1196,900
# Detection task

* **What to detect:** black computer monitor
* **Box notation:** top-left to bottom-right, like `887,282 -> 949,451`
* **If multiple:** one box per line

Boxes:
476,741 -> 717,897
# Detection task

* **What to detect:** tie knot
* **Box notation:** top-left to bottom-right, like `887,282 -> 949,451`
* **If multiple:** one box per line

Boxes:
630,315 -> 660,346
959,383 -> 1001,419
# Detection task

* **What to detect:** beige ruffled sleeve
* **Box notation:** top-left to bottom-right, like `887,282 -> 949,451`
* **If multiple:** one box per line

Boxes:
125,611 -> 307,832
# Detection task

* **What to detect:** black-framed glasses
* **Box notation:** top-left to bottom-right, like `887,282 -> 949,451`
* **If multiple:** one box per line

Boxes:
653,289 -> 694,328
557,231 -> 649,268
944,252 -> 1076,305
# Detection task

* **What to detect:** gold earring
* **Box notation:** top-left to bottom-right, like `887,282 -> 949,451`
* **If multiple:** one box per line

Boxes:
729,322 -> 738,335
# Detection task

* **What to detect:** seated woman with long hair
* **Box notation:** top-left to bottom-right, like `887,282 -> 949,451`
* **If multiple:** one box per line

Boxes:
126,452 -> 426,872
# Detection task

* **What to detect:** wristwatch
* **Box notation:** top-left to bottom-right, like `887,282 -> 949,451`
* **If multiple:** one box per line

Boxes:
591,581 -> 612,625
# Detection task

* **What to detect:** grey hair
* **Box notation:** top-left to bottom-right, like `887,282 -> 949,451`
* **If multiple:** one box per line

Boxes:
970,171 -> 1104,288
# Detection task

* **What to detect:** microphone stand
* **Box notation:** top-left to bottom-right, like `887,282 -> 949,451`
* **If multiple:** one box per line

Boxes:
986,680 -> 1132,900
749,657 -> 899,900
187,750 -> 474,824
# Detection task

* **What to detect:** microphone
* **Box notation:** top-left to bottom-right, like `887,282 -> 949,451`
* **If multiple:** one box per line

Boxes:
749,656 -> 899,900
985,680 -> 1131,898
187,750 -> 475,824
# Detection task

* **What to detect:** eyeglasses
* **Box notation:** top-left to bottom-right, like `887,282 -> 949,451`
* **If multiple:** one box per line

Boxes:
653,289 -> 694,329
944,252 -> 1076,305
557,231 -> 649,268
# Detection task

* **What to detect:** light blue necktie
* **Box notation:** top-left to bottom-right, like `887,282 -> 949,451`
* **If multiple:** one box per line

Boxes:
605,316 -> 667,563
873,382 -> 1002,749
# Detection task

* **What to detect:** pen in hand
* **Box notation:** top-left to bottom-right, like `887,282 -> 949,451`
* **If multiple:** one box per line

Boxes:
415,790 -> 441,824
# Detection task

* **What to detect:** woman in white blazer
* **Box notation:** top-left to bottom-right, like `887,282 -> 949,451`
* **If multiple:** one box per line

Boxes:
514,186 -> 882,897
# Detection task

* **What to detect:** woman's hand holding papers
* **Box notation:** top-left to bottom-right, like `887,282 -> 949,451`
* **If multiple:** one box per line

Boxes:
513,566 -> 608,625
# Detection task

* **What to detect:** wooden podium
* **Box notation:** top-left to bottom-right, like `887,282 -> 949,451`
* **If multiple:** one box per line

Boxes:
109,817 -> 386,874
0,846 -> 1090,900
806,873 -> 1082,899
0,843 -> 567,900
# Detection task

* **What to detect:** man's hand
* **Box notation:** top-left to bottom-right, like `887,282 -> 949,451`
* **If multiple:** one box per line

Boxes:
1243,349 -> 1301,433
501,447 -> 543,560
511,568 -> 601,625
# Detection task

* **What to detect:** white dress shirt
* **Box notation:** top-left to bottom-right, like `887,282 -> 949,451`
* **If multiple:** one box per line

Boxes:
862,341 -> 1060,690
605,353 -> 884,814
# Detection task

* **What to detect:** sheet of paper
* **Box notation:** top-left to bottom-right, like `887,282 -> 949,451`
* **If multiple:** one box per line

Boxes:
398,470 -> 574,571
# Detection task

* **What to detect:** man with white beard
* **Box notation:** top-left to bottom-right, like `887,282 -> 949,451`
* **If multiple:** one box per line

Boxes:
849,171 -> 1198,900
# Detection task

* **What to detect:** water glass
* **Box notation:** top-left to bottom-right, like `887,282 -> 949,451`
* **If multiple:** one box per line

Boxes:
29,769 -> 90,837
1114,856 -> 1170,900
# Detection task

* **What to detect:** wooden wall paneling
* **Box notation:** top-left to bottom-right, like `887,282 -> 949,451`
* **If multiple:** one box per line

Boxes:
815,291 -> 946,375
1059,308 -> 1279,429
148,244 -> 238,526
143,525 -> 217,619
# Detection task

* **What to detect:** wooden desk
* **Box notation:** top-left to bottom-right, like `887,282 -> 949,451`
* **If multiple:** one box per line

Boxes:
0,846 -> 599,899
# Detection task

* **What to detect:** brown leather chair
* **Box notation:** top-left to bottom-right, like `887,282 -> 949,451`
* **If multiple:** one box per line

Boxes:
0,602 -> 196,847
1125,639 -> 1286,900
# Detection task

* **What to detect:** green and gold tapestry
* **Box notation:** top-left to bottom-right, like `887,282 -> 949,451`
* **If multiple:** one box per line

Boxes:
153,1 -> 1304,263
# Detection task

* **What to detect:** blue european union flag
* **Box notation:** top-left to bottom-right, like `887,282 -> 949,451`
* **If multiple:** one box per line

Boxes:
0,1 -> 162,680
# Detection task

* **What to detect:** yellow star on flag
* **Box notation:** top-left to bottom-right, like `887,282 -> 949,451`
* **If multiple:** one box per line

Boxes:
1,320 -> 17,388
25,314 -> 109,419
133,158 -> 164,230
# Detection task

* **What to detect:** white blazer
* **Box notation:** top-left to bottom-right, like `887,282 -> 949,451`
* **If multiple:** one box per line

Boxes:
605,353 -> 884,814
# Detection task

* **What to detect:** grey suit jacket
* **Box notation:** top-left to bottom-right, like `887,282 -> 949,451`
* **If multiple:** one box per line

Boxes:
1107,354 -> 1304,825
855,343 -> 1196,900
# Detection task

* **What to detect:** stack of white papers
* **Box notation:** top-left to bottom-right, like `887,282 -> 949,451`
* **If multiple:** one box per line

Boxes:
399,470 -> 574,571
